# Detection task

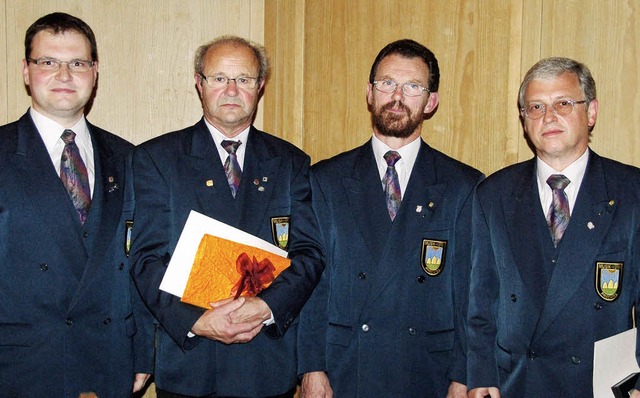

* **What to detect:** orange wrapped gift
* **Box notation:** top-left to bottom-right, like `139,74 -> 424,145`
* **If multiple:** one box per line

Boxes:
181,233 -> 290,309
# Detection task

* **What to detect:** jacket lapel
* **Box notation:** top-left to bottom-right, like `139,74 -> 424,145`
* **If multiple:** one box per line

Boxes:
344,142 -> 392,264
534,151 -> 616,339
504,160 -> 549,311
235,128 -> 282,235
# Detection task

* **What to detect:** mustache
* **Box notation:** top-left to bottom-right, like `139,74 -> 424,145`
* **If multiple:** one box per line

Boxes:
381,100 -> 410,114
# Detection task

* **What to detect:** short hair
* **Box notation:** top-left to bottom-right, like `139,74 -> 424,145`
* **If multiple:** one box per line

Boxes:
25,12 -> 98,62
518,57 -> 596,109
368,39 -> 440,92
194,35 -> 270,82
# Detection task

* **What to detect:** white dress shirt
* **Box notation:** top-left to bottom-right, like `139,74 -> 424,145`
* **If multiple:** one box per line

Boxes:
371,134 -> 422,199
536,149 -> 589,217
30,107 -> 95,196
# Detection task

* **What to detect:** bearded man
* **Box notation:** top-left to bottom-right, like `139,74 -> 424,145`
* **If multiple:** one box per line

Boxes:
296,39 -> 483,398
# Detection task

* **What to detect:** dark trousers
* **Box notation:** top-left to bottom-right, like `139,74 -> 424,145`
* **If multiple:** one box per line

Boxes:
156,387 -> 296,398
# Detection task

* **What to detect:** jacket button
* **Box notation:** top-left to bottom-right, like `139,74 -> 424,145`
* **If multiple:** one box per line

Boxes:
408,327 -> 417,336
103,318 -> 111,325
40,263 -> 48,271
357,272 -> 366,280
118,263 -> 125,270
361,324 -> 370,332
571,356 -> 581,365
65,318 -> 73,326
594,302 -> 602,310
511,294 -> 517,302
417,276 -> 425,283
82,232 -> 89,238
527,349 -> 536,359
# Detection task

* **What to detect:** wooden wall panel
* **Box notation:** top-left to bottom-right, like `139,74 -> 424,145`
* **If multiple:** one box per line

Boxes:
266,0 -> 526,174
531,0 -> 640,167
0,2 -> 7,125
4,0 -> 264,145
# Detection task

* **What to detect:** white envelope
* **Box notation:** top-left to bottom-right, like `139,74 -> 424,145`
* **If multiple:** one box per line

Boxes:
593,327 -> 640,398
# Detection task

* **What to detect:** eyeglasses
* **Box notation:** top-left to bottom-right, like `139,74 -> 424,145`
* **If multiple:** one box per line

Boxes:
199,74 -> 260,90
27,57 -> 95,73
521,99 -> 587,120
372,79 -> 429,97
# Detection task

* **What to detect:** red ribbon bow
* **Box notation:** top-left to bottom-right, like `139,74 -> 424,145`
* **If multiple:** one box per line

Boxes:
232,252 -> 276,299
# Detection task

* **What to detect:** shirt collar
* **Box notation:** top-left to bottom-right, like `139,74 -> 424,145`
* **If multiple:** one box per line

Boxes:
371,134 -> 422,177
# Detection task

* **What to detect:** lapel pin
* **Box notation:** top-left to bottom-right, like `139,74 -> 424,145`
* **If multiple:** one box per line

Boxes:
416,205 -> 423,213
608,199 -> 615,206
206,180 -> 214,187
258,186 -> 265,192
428,202 -> 435,209
587,221 -> 595,230
262,176 -> 268,182
108,176 -> 114,183
253,178 -> 260,185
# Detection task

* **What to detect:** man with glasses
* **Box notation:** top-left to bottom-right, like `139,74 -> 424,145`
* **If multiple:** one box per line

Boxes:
0,12 -> 153,396
467,57 -> 640,397
130,35 -> 324,398
297,39 -> 483,397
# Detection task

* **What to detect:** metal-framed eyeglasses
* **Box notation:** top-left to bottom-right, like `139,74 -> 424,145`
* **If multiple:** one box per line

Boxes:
372,79 -> 429,97
199,74 -> 260,90
521,99 -> 587,120
27,57 -> 95,73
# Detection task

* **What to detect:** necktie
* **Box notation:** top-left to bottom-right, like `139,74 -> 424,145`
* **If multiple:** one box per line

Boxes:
546,174 -> 571,247
221,140 -> 242,198
382,150 -> 402,221
60,129 -> 91,224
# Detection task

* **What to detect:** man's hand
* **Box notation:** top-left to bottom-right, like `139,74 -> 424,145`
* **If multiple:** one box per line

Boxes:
132,373 -> 151,393
469,387 -> 500,398
446,381 -> 467,398
191,297 -> 264,344
228,296 -> 272,324
300,371 -> 333,398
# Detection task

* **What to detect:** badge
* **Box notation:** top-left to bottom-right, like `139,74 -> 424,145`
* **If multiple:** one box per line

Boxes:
421,239 -> 447,276
271,216 -> 290,251
595,261 -> 623,302
124,220 -> 133,257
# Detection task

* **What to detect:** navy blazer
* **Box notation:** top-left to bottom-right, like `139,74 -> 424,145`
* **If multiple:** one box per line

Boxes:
297,139 -> 483,397
467,150 -> 640,397
0,112 -> 154,397
130,119 -> 324,397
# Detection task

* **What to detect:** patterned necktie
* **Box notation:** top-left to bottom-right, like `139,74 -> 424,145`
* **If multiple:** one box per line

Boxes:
60,129 -> 91,224
221,140 -> 242,198
546,174 -> 571,247
382,150 -> 402,221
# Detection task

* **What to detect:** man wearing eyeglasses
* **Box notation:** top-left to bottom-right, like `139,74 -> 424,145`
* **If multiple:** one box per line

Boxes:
467,57 -> 640,397
297,39 -> 483,397
0,12 -> 153,397
130,36 -> 324,398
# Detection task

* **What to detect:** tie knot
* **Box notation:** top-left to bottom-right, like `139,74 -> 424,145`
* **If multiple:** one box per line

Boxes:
384,150 -> 401,167
61,129 -> 76,144
547,174 -> 570,190
221,140 -> 241,154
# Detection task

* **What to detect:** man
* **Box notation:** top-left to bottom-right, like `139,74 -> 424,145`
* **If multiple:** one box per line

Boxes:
297,39 -> 483,397
467,57 -> 640,397
130,36 -> 324,397
0,12 -> 153,397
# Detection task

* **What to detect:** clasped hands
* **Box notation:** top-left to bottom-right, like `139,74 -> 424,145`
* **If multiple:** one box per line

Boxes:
190,296 -> 271,344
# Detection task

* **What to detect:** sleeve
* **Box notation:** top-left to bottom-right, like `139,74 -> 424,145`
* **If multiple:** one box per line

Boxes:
129,145 -> 205,350
466,186 -> 501,389
258,154 -> 326,338
296,169 -> 331,375
448,173 -> 484,384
